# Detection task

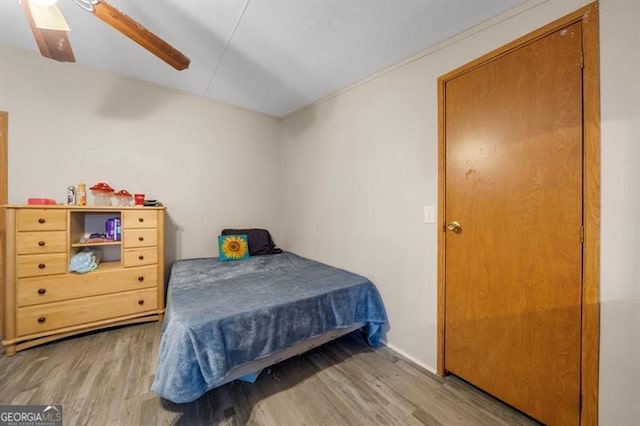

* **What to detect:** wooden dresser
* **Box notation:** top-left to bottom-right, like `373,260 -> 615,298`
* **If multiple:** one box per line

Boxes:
2,205 -> 165,355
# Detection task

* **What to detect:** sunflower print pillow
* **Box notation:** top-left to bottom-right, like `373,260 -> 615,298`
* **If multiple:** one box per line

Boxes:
218,234 -> 250,261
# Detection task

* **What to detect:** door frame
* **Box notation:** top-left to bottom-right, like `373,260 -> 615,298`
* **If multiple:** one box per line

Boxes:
1,111 -> 7,338
436,3 -> 600,425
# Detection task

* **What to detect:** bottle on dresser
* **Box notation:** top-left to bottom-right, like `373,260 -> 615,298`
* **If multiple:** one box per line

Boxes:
77,183 -> 87,206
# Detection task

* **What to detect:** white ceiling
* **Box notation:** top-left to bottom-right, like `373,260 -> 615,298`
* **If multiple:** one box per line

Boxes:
0,0 -> 526,117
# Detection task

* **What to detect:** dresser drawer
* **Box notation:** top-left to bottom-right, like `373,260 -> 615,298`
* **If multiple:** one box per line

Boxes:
17,209 -> 67,231
18,266 -> 158,306
17,253 -> 67,278
123,248 -> 158,267
123,228 -> 158,248
17,288 -> 158,336
17,231 -> 67,255
123,210 -> 157,229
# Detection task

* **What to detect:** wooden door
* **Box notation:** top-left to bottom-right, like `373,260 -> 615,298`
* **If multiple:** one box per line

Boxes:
0,111 -> 7,337
443,23 -> 583,425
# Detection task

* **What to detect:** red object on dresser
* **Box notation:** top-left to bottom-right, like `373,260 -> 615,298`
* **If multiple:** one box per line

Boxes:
27,198 -> 57,205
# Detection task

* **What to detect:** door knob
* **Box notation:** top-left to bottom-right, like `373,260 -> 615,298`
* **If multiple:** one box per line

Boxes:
447,221 -> 462,233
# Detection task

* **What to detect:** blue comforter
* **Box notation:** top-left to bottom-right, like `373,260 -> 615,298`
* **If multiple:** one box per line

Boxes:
151,252 -> 388,403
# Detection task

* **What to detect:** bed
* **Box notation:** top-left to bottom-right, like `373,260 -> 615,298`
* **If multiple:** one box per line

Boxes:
151,251 -> 388,403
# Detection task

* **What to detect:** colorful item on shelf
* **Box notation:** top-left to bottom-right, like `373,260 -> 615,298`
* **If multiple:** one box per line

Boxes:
77,183 -> 87,206
114,189 -> 133,206
90,182 -> 114,192
67,186 -> 76,205
134,193 -> 145,205
90,182 -> 115,206
69,248 -> 103,274
80,233 -> 111,243
27,198 -> 57,205
106,217 -> 122,241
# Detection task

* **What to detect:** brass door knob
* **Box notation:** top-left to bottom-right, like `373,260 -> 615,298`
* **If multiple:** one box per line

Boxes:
447,221 -> 462,233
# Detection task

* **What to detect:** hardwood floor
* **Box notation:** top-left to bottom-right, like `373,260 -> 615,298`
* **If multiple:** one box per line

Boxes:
0,323 -> 539,425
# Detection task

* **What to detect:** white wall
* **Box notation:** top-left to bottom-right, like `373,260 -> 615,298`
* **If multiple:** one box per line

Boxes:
0,45 -> 283,267
281,0 -> 639,424
599,1 -> 640,424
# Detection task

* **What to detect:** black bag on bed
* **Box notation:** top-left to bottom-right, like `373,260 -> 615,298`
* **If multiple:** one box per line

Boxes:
221,228 -> 283,256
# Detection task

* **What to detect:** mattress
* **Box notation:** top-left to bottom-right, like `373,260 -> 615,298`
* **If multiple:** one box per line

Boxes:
151,251 -> 388,403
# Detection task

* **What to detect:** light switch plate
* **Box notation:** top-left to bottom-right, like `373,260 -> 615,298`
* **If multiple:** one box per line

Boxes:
424,205 -> 436,224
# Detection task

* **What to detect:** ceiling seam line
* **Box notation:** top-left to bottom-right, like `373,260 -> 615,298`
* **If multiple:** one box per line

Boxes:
202,0 -> 251,96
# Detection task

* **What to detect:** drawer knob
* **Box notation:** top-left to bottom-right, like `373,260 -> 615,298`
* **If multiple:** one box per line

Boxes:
37,288 -> 46,295
38,263 -> 46,269
37,317 -> 46,324
138,217 -> 144,223
138,299 -> 145,306
38,218 -> 46,224
138,236 -> 144,241
38,240 -> 46,246
137,276 -> 144,282
138,255 -> 144,260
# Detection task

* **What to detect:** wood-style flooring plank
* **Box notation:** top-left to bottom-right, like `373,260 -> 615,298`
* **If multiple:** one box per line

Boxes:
0,322 -> 540,425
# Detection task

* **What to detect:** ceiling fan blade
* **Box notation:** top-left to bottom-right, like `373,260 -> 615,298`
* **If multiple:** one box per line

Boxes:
21,0 -> 75,63
91,0 -> 190,71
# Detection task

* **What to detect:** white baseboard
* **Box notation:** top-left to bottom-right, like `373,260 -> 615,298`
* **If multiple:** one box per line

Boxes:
382,340 -> 438,376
